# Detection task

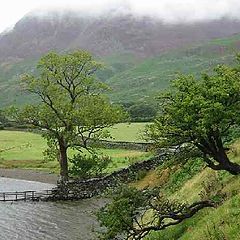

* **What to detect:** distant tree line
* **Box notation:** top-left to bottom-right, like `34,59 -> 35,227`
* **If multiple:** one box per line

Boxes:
121,102 -> 157,122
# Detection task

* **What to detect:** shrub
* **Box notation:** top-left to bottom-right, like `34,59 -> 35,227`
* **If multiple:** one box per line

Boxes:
69,153 -> 112,179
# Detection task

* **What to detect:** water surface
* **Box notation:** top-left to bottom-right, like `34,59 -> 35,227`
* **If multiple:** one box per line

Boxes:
0,178 -> 106,240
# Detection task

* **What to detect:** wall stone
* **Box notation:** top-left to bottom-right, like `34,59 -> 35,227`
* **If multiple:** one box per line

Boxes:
48,153 -> 167,201
90,139 -> 153,151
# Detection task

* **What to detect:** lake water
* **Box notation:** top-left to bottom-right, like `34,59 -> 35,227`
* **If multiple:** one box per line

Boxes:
0,178 -> 106,240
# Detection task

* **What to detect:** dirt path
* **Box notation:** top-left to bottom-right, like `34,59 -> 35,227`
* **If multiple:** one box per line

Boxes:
0,168 -> 58,184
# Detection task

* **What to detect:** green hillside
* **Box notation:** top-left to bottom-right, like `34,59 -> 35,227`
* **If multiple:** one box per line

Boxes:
0,58 -> 38,106
107,34 -> 240,103
138,142 -> 240,239
1,34 -> 240,106
0,53 -> 138,107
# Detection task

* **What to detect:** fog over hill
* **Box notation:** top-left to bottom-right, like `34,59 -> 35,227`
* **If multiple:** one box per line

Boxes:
1,10 -> 240,62
1,6 -> 240,106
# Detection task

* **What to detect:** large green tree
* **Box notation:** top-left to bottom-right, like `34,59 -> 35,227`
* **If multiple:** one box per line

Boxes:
147,62 -> 240,175
15,50 -> 124,181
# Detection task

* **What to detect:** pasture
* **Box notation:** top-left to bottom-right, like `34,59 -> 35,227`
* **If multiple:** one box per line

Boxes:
0,122 -> 151,173
107,122 -> 149,142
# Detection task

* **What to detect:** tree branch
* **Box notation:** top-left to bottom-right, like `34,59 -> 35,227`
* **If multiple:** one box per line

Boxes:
129,200 -> 214,240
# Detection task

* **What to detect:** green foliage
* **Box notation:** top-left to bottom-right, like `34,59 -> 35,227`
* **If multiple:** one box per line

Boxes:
146,58 -> 240,174
11,50 -> 126,179
97,184 -> 213,240
97,185 -> 155,240
147,65 -> 240,147
69,153 -> 112,179
224,126 -> 240,145
0,109 -> 13,129
127,102 -> 157,122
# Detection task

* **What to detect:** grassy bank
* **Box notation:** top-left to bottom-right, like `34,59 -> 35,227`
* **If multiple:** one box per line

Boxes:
131,142 -> 240,240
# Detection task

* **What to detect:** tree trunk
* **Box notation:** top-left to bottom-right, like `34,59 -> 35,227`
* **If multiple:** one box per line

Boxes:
197,132 -> 240,175
58,138 -> 68,182
214,150 -> 240,175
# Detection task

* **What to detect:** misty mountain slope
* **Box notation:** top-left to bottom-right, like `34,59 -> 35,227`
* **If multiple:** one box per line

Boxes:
1,33 -> 240,106
1,12 -> 240,106
106,34 -> 240,103
1,12 -> 240,62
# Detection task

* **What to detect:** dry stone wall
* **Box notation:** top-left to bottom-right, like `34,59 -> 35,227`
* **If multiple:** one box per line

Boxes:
49,153 -> 167,200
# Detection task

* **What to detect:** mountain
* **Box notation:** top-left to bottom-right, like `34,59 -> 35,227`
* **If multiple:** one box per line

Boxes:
106,34 -> 240,102
2,12 -> 240,61
1,11 -> 240,106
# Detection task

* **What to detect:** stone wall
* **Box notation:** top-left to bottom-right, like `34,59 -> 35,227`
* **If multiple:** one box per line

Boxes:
6,128 -> 152,152
48,153 -> 167,200
90,139 -> 152,151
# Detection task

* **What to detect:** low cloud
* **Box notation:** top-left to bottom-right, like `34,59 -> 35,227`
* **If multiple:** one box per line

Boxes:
130,0 -> 240,23
2,0 -> 240,33
31,0 -> 240,23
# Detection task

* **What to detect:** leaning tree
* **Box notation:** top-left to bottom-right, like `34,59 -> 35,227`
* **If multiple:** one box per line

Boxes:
147,61 -> 240,175
15,50 -> 125,181
97,185 -> 214,240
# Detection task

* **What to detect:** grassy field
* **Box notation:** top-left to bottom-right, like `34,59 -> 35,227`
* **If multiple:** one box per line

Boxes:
108,122 -> 149,142
0,124 -> 150,173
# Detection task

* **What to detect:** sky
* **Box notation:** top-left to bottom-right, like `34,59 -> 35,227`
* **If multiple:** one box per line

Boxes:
1,0 -> 240,33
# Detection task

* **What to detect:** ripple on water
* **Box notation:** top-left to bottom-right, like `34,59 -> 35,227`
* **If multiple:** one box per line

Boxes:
0,178 -> 107,240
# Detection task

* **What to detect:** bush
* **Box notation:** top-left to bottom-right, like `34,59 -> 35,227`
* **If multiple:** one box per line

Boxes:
97,185 -> 156,240
120,101 -> 157,122
128,103 -> 157,122
69,153 -> 112,179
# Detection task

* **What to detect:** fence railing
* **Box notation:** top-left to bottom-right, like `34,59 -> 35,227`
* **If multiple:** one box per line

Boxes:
0,189 -> 54,202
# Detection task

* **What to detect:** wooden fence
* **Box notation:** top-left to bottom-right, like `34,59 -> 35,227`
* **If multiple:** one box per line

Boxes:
0,189 -> 54,202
